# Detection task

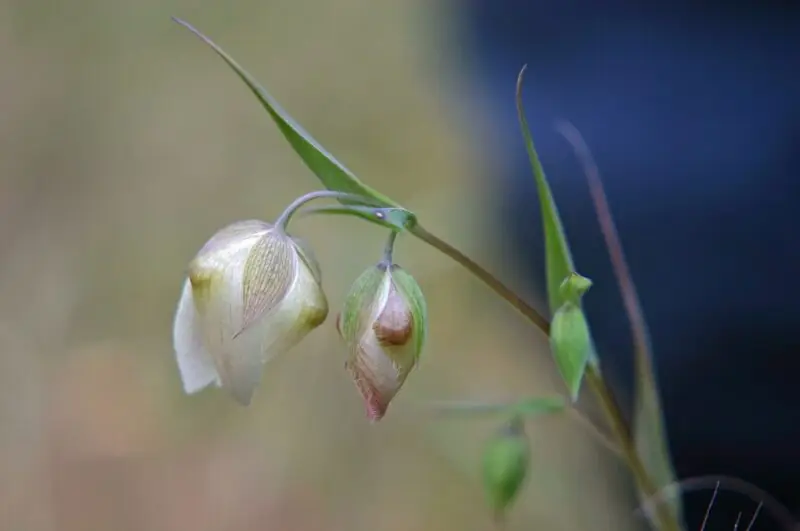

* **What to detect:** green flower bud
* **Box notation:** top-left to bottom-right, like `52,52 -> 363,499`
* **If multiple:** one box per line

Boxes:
550,301 -> 591,402
173,220 -> 328,406
559,272 -> 592,305
337,261 -> 427,422
482,416 -> 530,521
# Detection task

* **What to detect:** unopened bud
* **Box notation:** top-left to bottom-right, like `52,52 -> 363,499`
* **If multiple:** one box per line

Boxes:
559,272 -> 592,305
482,416 -> 530,522
337,261 -> 427,422
550,301 -> 591,401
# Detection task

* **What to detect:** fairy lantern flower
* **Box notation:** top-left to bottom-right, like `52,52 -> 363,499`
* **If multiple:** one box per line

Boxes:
337,242 -> 427,422
172,219 -> 328,406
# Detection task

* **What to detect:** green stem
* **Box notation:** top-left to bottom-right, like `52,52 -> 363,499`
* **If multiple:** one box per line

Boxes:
381,230 -> 398,265
585,369 -> 679,531
410,222 -> 680,531
275,190 -> 379,231
409,224 -> 551,333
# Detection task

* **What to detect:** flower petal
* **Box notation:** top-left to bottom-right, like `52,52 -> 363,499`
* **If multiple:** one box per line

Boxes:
173,278 -> 221,394
189,221 -> 273,405
187,221 -> 328,406
338,264 -> 391,343
387,266 -> 428,357
346,333 -> 400,422
291,235 -> 323,285
240,230 -> 295,335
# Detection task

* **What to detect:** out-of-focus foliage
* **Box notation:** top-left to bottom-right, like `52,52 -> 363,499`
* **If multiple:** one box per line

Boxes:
0,0 -> 640,529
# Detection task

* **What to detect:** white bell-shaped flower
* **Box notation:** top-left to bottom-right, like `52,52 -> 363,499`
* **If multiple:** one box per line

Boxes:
173,220 -> 328,405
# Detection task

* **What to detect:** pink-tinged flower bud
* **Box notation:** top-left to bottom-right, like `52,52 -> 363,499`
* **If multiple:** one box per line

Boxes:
337,262 -> 427,422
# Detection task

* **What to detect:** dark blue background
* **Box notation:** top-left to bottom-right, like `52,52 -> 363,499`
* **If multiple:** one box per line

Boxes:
456,2 -> 800,528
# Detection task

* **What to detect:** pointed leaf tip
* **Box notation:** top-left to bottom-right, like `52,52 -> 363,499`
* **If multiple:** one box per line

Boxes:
172,17 -> 402,210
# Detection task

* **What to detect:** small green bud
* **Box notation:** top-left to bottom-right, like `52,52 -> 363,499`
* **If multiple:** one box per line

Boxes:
482,416 -> 530,522
550,301 -> 591,401
558,272 -> 592,305
337,260 -> 427,422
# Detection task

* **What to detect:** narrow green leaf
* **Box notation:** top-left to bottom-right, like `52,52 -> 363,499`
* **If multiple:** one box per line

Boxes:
515,66 -> 600,371
172,17 -> 399,208
298,205 -> 417,232
515,66 -> 575,315
635,381 -> 684,528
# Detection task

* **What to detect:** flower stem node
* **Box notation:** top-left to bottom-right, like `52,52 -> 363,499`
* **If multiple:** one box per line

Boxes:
173,220 -> 328,406
337,260 -> 428,422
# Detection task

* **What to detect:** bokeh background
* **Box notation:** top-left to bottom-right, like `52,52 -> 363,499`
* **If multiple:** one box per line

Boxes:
0,1 -> 642,530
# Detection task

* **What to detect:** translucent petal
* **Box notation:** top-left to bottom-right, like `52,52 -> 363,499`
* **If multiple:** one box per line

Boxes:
186,222 -> 328,405
223,250 -> 328,404
173,278 -> 220,394
291,235 -> 323,285
240,231 -> 294,334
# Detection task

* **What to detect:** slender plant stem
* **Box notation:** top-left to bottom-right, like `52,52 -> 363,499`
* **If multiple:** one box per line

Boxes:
585,369 -> 680,531
275,190 -> 379,230
410,222 -> 680,531
382,230 -> 398,265
409,224 -> 551,334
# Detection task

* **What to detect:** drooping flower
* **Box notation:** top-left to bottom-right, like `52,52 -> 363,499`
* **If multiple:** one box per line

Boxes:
173,220 -> 328,405
337,261 -> 427,421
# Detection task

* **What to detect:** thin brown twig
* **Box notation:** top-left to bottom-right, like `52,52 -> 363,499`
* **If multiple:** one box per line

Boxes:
554,119 -> 680,531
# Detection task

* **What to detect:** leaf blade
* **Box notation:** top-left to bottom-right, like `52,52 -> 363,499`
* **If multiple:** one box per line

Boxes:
515,67 -> 600,371
515,65 -> 575,315
172,17 -> 399,208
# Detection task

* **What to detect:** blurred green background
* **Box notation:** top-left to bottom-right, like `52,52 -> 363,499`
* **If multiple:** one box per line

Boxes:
0,1 -> 642,529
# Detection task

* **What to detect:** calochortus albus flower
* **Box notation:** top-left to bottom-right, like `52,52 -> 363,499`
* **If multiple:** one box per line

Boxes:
173,219 -> 328,406
337,247 -> 427,422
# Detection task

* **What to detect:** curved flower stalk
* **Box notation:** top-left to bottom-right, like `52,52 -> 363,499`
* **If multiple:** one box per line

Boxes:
173,219 -> 328,406
337,235 -> 428,421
